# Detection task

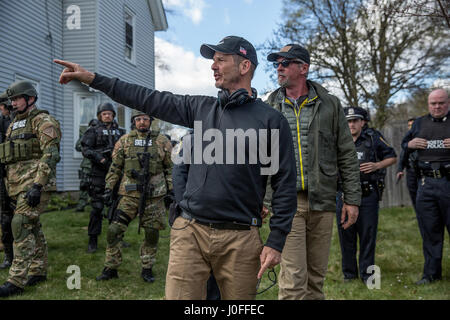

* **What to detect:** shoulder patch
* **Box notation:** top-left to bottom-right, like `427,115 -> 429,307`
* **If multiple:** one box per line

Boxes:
42,126 -> 58,139
379,136 -> 391,147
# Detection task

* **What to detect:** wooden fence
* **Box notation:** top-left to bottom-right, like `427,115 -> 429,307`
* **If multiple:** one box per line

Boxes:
376,121 -> 413,209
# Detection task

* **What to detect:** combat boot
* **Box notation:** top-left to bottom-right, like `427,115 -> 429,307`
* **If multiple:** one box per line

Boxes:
0,282 -> 24,298
141,268 -> 155,283
0,244 -> 13,269
96,267 -> 118,281
87,235 -> 98,253
26,275 -> 47,286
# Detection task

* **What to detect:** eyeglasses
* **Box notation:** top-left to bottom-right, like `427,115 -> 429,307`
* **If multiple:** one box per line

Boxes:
135,116 -> 151,122
273,59 -> 303,69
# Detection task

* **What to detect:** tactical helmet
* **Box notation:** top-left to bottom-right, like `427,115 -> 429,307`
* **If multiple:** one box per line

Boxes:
0,91 -> 8,104
130,110 -> 152,124
96,102 -> 116,117
0,91 -> 12,111
6,80 -> 38,99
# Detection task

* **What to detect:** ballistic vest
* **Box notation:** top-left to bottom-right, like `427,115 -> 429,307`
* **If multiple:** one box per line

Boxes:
92,121 -> 124,154
123,130 -> 162,181
417,114 -> 450,163
0,109 -> 47,164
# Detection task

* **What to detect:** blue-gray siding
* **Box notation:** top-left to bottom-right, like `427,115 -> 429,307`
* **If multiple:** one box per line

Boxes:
0,0 -> 161,191
97,0 -> 155,88
0,0 -> 64,189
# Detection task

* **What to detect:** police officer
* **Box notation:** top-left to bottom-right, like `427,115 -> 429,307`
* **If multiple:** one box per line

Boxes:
81,102 -> 125,253
74,119 -> 98,212
0,91 -> 14,269
0,80 -> 61,297
336,106 -> 397,283
96,111 -> 173,282
401,88 -> 450,285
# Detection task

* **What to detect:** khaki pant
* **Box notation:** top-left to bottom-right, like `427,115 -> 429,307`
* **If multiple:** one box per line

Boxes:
165,216 -> 263,300
278,192 -> 334,300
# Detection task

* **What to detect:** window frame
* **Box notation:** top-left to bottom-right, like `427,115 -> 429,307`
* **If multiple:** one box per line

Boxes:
73,92 -> 99,159
124,7 -> 136,64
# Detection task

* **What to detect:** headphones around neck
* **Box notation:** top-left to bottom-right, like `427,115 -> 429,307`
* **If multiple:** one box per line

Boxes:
217,88 -> 257,108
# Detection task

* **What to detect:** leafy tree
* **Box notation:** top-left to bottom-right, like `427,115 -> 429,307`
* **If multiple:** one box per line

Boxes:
262,0 -> 449,128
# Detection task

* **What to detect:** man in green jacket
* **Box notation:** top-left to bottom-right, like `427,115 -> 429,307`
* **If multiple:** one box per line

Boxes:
266,44 -> 361,300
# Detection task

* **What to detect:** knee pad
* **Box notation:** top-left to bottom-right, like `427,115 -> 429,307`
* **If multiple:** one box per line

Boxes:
143,227 -> 159,247
113,210 -> 132,226
11,214 -> 32,242
107,222 -> 126,247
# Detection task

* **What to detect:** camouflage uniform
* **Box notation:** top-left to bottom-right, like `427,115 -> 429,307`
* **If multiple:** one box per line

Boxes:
103,127 -> 172,272
75,124 -> 94,211
0,106 -> 61,289
0,92 -> 14,269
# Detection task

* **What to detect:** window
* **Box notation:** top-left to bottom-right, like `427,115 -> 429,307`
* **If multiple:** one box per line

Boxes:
73,93 -> 98,158
124,8 -> 135,63
14,75 -> 40,107
117,104 -> 131,132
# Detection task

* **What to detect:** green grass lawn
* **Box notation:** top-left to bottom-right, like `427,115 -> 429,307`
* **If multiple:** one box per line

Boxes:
0,206 -> 448,300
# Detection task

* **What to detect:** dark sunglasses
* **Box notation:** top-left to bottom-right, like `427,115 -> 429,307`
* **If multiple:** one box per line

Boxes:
273,59 -> 303,69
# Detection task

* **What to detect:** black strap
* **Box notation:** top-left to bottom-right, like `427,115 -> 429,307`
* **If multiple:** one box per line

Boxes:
8,133 -> 37,141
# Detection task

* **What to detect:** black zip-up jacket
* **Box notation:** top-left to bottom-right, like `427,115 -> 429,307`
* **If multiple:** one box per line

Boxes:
90,74 -> 297,252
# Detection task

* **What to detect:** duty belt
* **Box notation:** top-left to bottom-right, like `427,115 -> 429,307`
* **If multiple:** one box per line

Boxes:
420,169 -> 446,179
180,211 -> 250,230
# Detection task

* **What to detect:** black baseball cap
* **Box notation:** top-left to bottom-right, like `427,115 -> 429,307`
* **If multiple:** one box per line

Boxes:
344,107 -> 366,120
267,44 -> 310,64
200,36 -> 258,67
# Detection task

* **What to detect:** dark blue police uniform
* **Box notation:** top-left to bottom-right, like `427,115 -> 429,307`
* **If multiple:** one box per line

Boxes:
401,112 -> 450,284
397,148 -> 419,210
336,107 -> 397,282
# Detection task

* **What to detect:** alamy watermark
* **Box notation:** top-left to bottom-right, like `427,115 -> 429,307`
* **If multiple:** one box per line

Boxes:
366,265 -> 381,290
171,121 -> 280,175
66,265 -> 81,290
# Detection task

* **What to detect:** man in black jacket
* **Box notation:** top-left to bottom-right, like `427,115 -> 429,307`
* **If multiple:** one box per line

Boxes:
54,35 -> 297,300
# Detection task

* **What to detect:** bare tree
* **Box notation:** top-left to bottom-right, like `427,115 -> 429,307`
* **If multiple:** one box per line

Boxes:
391,0 -> 450,28
262,0 -> 449,128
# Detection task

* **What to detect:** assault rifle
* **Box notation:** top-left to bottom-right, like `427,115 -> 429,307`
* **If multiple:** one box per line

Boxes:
106,182 -> 121,223
132,132 -> 153,234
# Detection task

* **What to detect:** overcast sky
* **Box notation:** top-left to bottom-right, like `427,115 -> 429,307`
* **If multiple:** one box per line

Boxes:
155,0 -> 283,97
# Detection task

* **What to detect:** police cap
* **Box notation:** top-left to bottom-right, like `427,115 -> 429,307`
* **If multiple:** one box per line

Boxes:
344,106 -> 365,120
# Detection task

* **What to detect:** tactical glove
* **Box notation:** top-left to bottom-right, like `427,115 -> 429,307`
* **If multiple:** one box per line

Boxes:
25,184 -> 43,208
164,191 -> 176,210
102,188 -> 113,207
